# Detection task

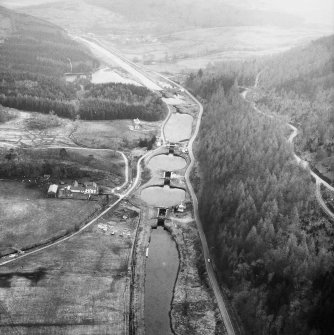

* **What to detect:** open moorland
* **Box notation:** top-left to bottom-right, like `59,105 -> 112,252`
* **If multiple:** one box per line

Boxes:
0,200 -> 138,335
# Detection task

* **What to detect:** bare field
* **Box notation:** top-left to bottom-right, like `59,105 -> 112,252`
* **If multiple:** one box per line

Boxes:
72,119 -> 158,150
0,201 -> 138,335
24,147 -> 125,174
0,110 -> 76,148
0,180 -> 100,254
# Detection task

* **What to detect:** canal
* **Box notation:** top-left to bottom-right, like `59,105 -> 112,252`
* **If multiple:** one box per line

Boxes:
144,228 -> 179,335
142,109 -> 193,335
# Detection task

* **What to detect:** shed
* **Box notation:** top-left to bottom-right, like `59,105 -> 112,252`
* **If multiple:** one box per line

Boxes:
47,184 -> 58,198
177,202 -> 186,213
133,118 -> 141,130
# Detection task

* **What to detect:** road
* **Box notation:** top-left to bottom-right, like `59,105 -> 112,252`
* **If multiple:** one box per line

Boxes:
243,72 -> 334,217
74,36 -> 162,91
24,145 -> 130,192
155,72 -> 237,335
1,37 -> 237,334
81,37 -> 237,335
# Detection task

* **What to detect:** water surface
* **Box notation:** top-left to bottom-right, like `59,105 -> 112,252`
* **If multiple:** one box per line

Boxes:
164,113 -> 193,143
145,227 -> 179,335
141,186 -> 185,207
148,154 -> 186,171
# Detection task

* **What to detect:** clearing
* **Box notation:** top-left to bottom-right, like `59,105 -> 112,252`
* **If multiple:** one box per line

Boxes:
0,200 -> 138,335
0,180 -> 100,256
72,119 -> 159,150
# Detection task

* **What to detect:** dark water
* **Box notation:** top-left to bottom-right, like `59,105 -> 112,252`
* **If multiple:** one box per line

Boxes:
140,186 -> 185,207
164,113 -> 193,143
145,227 -> 179,335
148,154 -> 186,171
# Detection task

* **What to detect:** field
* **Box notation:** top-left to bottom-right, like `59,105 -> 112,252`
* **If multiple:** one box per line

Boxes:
0,180 -> 100,255
72,119 -> 159,150
12,0 -> 332,74
0,109 -> 76,148
0,200 -> 138,335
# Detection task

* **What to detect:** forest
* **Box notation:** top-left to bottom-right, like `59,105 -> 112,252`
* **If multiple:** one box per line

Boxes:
189,35 -> 334,181
79,82 -> 167,121
255,35 -> 334,178
187,67 -> 334,334
0,6 -> 168,122
0,6 -> 97,118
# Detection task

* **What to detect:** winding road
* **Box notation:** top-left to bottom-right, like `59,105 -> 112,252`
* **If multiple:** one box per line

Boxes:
0,37 -> 237,335
243,73 -> 334,220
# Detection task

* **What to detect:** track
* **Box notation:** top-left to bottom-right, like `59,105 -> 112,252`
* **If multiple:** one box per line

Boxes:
243,73 -> 334,218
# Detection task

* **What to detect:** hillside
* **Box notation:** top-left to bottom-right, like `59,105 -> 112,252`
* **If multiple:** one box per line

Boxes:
0,5 -> 98,118
187,68 -> 334,334
8,0 -> 329,74
255,35 -> 334,182
0,6 -> 167,122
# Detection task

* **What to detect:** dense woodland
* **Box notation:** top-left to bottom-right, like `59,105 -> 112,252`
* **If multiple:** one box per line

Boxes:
0,6 -> 98,118
79,82 -> 167,121
256,36 -> 334,171
189,35 -> 334,178
187,64 -> 334,334
0,7 -> 167,123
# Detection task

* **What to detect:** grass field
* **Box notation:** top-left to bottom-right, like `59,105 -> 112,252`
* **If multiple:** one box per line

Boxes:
0,181 -> 100,255
13,0 -> 331,74
0,201 -> 138,334
73,119 -> 158,150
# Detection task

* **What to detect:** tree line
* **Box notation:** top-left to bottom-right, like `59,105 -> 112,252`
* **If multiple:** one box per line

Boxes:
79,82 -> 167,121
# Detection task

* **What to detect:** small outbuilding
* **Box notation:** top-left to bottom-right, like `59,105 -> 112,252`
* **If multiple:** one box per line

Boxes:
47,184 -> 58,198
176,202 -> 186,213
133,118 -> 141,130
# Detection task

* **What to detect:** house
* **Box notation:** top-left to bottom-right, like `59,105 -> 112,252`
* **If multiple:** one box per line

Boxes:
176,202 -> 186,213
47,184 -> 58,198
156,137 -> 163,147
84,182 -> 98,195
56,181 -> 99,200
64,72 -> 89,83
133,118 -> 141,130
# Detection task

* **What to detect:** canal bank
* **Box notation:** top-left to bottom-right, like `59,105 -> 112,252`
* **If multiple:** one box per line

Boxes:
130,90 -> 226,335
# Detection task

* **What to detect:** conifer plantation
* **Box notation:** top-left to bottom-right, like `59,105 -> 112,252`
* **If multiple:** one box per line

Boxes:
187,60 -> 334,334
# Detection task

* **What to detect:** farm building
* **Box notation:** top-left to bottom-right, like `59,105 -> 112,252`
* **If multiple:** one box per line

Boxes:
176,202 -> 186,213
84,182 -> 98,194
57,181 -> 99,200
64,73 -> 91,83
133,118 -> 141,130
47,184 -> 58,198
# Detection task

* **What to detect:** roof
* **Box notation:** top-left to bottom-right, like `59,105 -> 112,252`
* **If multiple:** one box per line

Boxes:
84,182 -> 97,188
48,184 -> 58,193
70,185 -> 85,193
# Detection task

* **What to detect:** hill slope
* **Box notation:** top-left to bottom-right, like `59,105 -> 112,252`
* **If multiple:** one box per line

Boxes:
186,35 -> 334,335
